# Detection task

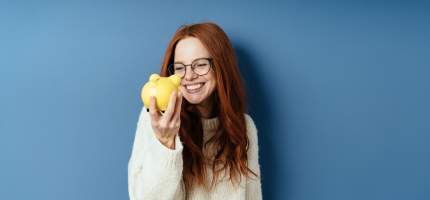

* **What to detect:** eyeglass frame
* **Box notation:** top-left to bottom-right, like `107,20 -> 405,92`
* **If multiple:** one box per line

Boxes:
168,57 -> 214,78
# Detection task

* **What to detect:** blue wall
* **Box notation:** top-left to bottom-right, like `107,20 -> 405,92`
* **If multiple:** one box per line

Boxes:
1,1 -> 429,199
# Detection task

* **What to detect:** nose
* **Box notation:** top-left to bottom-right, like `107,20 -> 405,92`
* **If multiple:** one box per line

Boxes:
184,65 -> 198,81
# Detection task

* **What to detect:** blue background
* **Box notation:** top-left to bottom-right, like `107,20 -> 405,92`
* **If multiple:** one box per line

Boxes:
1,0 -> 429,199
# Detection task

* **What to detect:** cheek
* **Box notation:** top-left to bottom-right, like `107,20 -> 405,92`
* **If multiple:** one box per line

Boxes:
205,81 -> 216,94
204,73 -> 216,92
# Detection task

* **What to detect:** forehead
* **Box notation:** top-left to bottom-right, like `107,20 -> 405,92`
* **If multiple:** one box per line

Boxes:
174,37 -> 210,63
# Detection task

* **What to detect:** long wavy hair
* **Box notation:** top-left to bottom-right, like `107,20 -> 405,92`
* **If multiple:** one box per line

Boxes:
159,22 -> 258,194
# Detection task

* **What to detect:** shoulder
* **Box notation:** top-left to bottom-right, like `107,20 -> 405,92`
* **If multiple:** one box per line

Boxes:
243,113 -> 258,141
137,106 -> 150,125
244,113 -> 257,131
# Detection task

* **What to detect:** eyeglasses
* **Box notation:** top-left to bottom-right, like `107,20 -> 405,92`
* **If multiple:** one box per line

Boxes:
168,57 -> 213,78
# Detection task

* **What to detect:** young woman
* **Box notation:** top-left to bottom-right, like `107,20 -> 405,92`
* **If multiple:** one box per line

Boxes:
128,22 -> 262,200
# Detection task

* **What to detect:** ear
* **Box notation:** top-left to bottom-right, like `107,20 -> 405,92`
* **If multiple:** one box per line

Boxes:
149,74 -> 160,82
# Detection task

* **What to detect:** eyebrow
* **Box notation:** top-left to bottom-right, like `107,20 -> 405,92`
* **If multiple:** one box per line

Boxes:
174,57 -> 210,64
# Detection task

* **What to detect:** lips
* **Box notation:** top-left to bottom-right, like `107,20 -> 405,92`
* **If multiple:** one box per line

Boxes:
186,83 -> 203,90
183,82 -> 205,93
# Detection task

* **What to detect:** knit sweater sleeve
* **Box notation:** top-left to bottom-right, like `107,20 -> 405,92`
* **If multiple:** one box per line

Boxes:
244,114 -> 263,200
128,107 -> 185,200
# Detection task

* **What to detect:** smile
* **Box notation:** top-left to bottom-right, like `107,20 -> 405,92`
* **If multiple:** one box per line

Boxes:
184,83 -> 205,93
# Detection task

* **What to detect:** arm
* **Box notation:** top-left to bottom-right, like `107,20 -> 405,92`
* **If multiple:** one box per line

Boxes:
245,114 -> 263,200
128,107 -> 185,200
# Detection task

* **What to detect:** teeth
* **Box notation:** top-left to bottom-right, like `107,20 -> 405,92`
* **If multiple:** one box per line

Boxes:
186,83 -> 203,90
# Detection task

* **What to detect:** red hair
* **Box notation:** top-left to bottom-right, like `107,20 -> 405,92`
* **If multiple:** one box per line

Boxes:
159,22 -> 257,193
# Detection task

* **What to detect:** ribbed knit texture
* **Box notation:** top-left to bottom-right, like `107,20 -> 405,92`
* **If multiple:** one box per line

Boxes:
128,107 -> 263,200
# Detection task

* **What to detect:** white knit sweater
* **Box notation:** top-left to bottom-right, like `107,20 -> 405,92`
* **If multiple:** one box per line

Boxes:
128,107 -> 263,200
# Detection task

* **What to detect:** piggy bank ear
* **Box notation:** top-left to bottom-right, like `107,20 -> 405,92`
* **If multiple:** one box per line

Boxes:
169,74 -> 181,87
149,74 -> 160,81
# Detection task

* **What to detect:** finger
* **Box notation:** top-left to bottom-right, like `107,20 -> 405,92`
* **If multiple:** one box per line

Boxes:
149,96 -> 160,121
172,91 -> 183,122
163,91 -> 177,122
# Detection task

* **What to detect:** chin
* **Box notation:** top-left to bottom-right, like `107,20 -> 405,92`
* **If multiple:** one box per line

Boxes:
184,95 -> 205,104
181,85 -> 215,106
181,87 -> 207,104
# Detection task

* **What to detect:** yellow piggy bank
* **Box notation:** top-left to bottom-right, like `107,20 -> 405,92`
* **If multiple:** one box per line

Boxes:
141,74 -> 181,112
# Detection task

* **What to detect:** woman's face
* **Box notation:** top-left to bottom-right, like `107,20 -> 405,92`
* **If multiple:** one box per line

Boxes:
174,37 -> 216,105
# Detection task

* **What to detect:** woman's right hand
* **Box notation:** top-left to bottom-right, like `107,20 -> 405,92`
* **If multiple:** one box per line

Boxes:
148,90 -> 183,149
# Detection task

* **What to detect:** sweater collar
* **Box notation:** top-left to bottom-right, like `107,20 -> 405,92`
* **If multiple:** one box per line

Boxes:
201,116 -> 219,131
